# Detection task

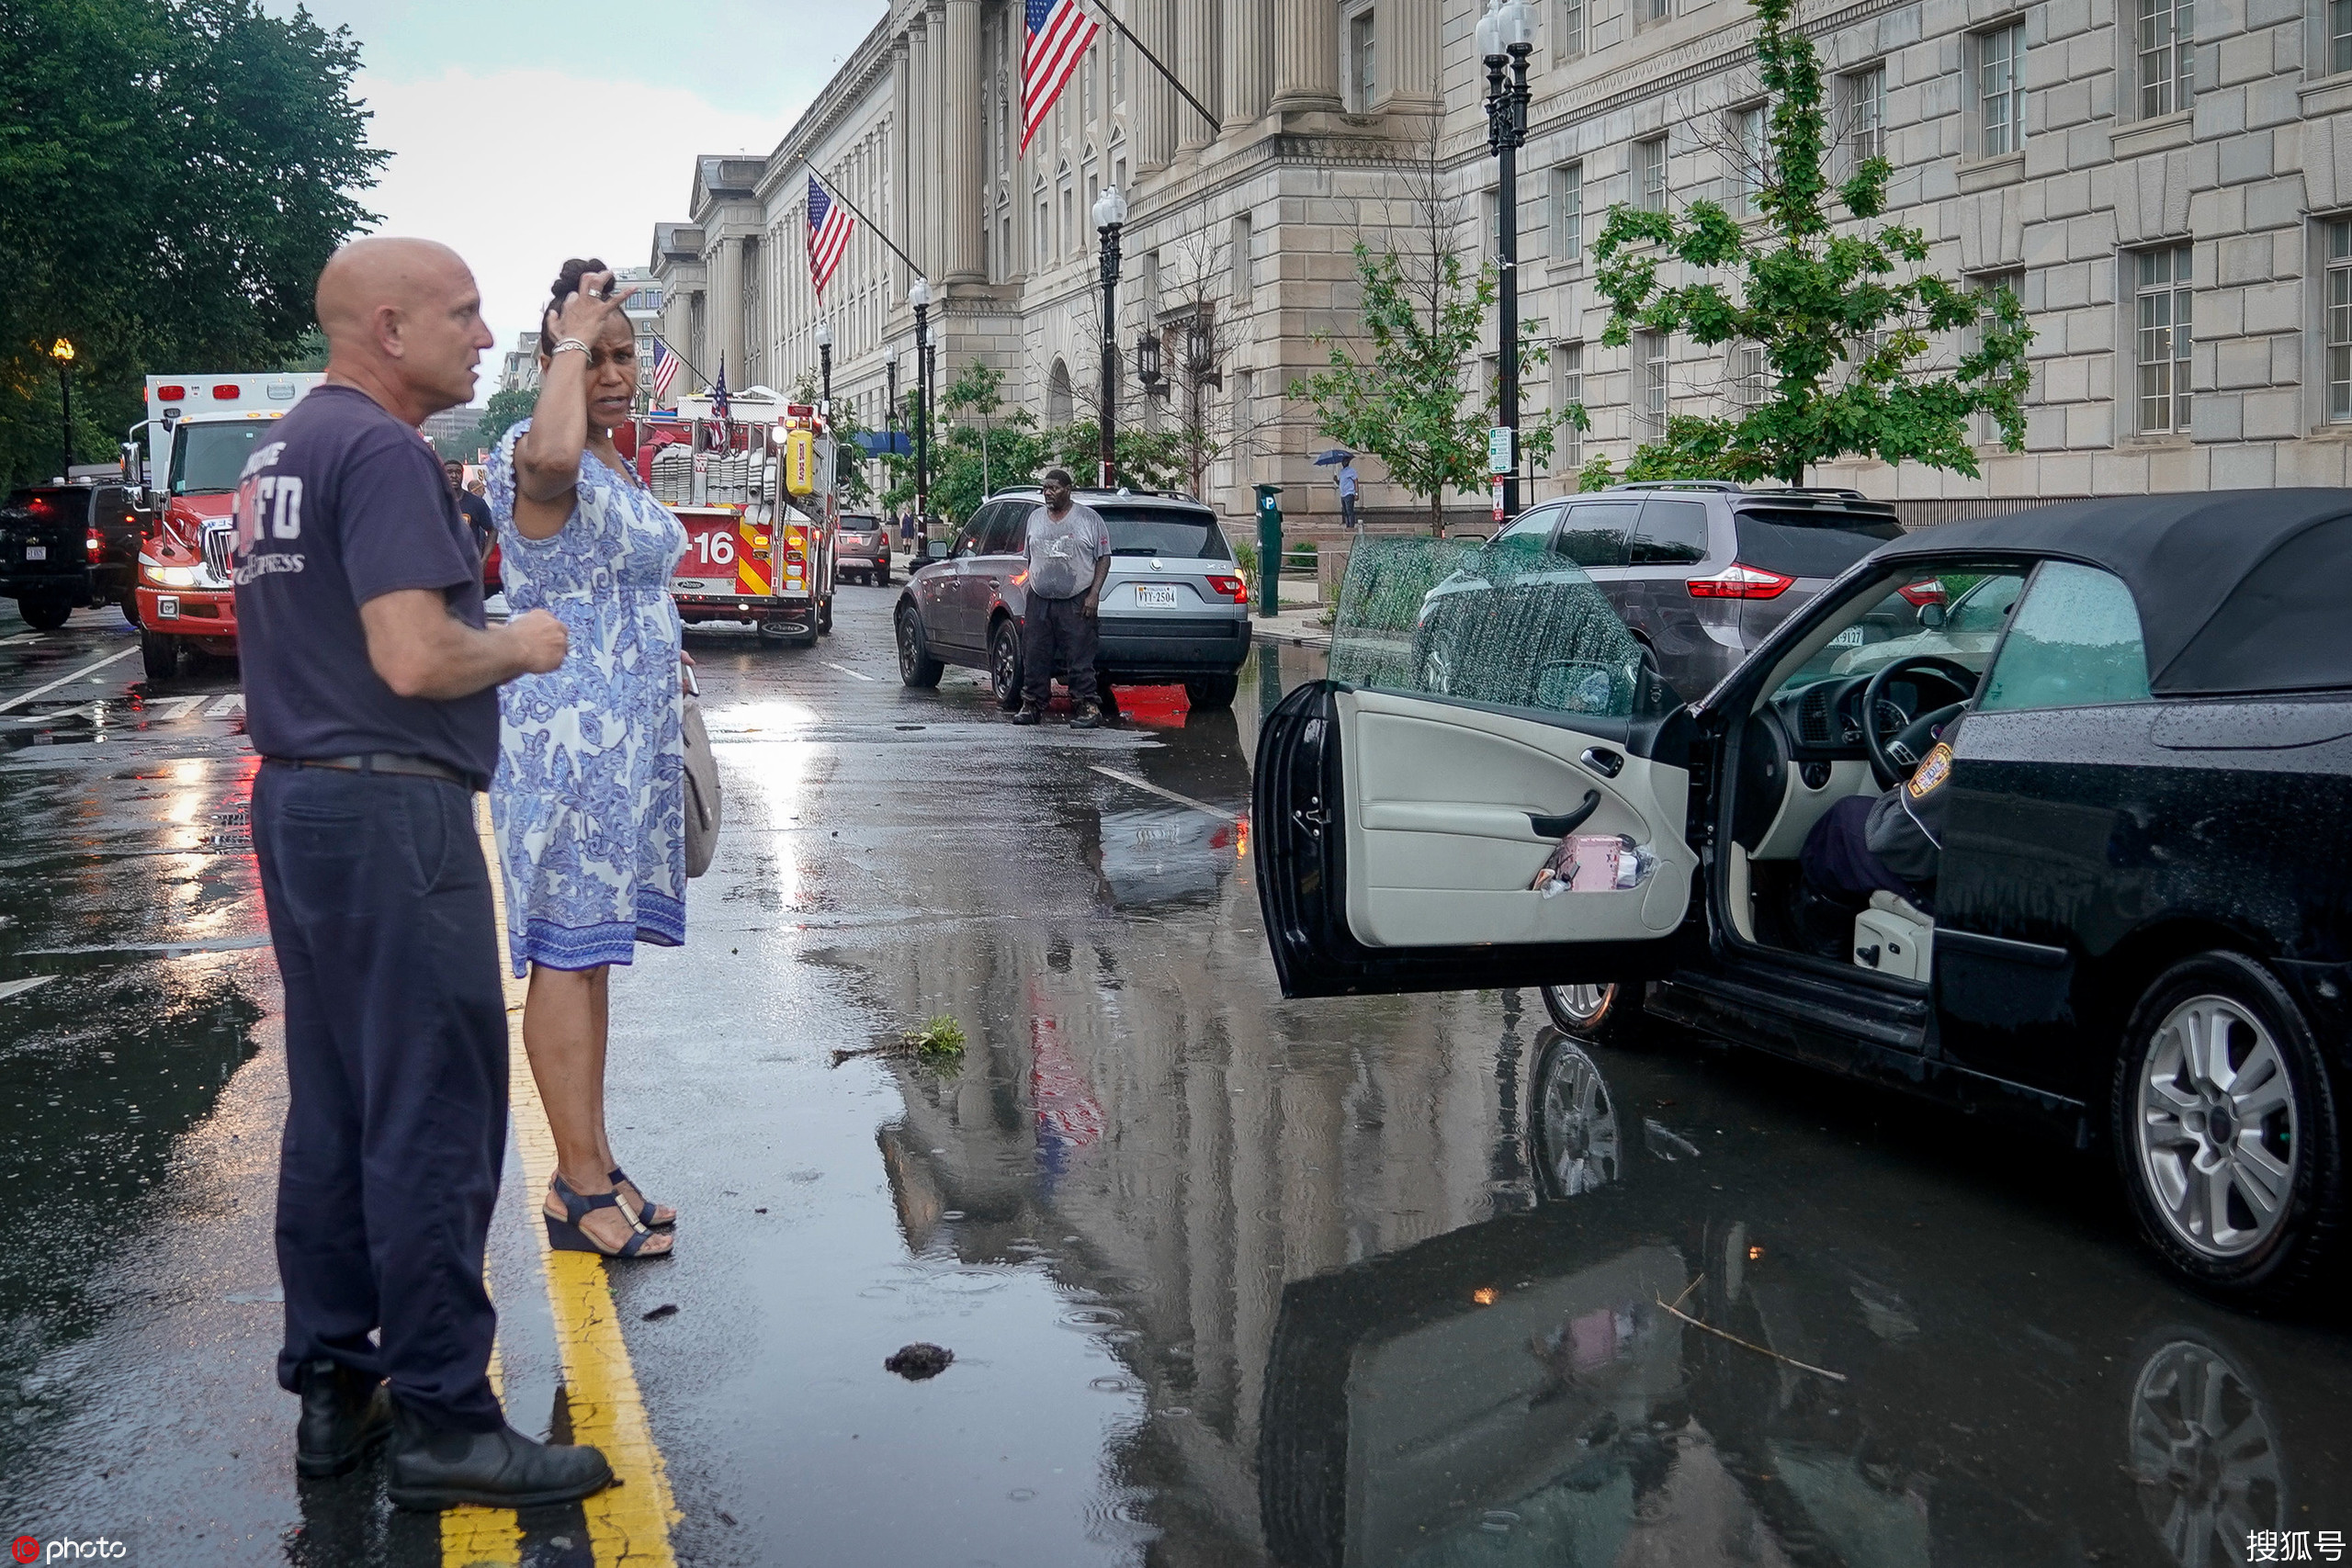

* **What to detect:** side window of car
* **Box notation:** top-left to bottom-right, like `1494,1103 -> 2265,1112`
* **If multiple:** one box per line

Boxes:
951,508 -> 992,559
984,504 -> 1026,556
1627,498 -> 1709,565
1976,562 -> 2153,712
1551,501 -> 1637,570
1490,504 -> 1562,547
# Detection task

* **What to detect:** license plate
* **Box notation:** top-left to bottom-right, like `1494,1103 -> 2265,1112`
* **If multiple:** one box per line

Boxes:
1134,584 -> 1179,609
23,545 -> 45,561
1829,626 -> 1866,648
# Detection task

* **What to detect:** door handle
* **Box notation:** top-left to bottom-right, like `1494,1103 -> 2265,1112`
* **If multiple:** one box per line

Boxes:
1528,790 -> 1601,840
1580,747 -> 1624,779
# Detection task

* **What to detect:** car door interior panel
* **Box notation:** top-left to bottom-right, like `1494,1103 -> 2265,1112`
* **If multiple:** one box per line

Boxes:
1337,689 -> 1696,948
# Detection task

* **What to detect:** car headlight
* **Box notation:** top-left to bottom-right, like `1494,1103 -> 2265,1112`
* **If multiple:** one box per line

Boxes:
146,565 -> 198,588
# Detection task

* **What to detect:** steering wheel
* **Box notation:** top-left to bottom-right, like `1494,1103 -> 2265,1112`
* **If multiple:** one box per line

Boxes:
1862,655 -> 1978,789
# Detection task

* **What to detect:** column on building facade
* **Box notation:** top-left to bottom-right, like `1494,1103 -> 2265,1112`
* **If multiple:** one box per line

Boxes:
942,0 -> 985,285
1220,0 -> 1270,129
1131,0 -> 1176,172
891,34 -> 912,292
1376,0 -> 1442,112
908,10 -> 932,281
710,236 -> 745,382
1176,2 -> 1220,152
1270,0 -> 1342,113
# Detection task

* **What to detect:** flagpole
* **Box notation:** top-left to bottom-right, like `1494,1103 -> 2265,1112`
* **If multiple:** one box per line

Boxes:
803,159 -> 922,279
650,332 -> 713,392
1081,0 -> 1220,138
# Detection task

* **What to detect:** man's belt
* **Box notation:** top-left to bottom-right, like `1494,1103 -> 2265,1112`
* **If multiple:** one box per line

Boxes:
264,752 -> 481,790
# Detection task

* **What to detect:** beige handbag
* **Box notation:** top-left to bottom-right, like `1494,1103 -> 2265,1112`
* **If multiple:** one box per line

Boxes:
681,670 -> 720,878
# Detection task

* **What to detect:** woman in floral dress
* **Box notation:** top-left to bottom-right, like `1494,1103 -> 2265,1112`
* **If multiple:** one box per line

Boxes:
487,260 -> 684,1259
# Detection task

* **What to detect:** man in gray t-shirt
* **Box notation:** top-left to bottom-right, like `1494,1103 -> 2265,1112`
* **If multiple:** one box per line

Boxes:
1016,468 -> 1114,728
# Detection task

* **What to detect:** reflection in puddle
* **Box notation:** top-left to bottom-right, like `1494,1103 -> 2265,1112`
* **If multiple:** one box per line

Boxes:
2129,1333 -> 2286,1566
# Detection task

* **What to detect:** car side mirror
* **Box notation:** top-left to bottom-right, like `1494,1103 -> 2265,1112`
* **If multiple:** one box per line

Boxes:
922,538 -> 951,564
1917,603 -> 1947,630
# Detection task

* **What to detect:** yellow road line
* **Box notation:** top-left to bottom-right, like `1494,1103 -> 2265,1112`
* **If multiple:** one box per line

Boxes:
443,804 -> 681,1567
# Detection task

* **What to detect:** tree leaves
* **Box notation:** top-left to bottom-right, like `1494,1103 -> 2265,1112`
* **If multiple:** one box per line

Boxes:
1582,0 -> 2032,487
0,0 -> 383,489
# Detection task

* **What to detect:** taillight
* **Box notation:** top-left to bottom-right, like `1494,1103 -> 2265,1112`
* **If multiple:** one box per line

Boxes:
153,384 -> 187,401
785,550 -> 806,565
1895,578 -> 1946,607
1207,574 -> 1249,603
86,531 -> 102,555
1685,562 -> 1794,599
211,383 -> 241,400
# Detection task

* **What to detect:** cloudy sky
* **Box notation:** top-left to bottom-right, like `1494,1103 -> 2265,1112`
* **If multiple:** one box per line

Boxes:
271,1 -> 889,404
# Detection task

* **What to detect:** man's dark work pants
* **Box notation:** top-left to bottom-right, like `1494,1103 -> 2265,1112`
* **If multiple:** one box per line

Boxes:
1022,592 -> 1099,705
253,762 -> 507,1433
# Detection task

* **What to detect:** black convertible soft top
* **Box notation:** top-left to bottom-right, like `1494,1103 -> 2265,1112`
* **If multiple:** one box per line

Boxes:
1872,489 -> 2352,696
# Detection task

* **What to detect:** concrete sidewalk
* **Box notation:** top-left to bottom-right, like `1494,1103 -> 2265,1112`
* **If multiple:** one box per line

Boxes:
1250,604 -> 1332,651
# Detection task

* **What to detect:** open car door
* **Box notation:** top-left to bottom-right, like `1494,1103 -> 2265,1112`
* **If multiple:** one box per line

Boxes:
1253,536 -> 1701,999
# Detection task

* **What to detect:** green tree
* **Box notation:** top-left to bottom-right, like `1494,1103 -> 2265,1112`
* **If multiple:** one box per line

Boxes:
1289,129 -> 1560,536
0,0 -> 384,490
1581,0 -> 2031,486
469,387 -> 537,453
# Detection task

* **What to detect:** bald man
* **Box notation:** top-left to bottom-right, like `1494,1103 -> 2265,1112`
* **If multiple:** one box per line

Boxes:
234,238 -> 608,1509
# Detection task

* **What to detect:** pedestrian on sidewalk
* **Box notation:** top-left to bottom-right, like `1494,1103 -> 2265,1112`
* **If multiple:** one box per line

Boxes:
235,236 -> 612,1510
1335,453 -> 1360,531
1014,468 -> 1113,728
490,258 -> 688,1263
446,458 -> 492,564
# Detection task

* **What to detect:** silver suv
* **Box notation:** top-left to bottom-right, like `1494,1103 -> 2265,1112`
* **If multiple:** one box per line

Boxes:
894,487 -> 1252,711
1459,482 -> 1904,700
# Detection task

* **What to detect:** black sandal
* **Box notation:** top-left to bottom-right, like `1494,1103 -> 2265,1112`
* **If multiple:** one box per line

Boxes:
609,1167 -> 675,1229
544,1175 -> 670,1258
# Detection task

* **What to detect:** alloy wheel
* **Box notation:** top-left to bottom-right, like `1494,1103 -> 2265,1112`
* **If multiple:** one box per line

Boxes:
1534,1042 -> 1621,1197
2134,995 -> 2299,1260
2126,1336 -> 2286,1564
1544,983 -> 1614,1028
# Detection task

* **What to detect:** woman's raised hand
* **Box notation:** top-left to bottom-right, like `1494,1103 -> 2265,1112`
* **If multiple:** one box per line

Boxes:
546,269 -> 639,350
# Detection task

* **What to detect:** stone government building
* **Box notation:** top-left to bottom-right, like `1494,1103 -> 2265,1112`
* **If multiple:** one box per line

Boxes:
649,0 -> 2352,529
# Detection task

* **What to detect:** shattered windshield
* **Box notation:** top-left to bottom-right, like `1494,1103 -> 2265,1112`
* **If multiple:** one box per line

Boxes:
1329,534 -> 1647,720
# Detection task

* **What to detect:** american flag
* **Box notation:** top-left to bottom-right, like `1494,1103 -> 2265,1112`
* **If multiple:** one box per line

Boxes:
1022,0 -> 1099,154
650,339 -> 682,405
710,361 -> 730,426
807,175 -> 854,297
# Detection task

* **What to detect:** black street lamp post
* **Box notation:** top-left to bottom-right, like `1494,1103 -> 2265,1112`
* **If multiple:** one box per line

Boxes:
1480,0 -> 1536,520
908,276 -> 933,530
50,338 -> 75,479
1092,186 -> 1128,490
815,319 -> 833,411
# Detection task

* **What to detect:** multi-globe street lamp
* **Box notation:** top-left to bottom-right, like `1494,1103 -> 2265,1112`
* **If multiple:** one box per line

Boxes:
1092,185 -> 1128,489
1478,0 -> 1536,519
907,275 -> 933,529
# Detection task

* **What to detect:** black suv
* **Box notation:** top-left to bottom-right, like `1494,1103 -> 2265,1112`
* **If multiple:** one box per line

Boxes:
1453,482 -> 1902,701
1260,491 -> 2352,1306
2,482 -> 143,629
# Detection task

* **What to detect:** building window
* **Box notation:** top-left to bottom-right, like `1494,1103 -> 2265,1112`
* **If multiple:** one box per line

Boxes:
1555,0 -> 1586,58
1635,136 -> 1668,213
1231,213 -> 1254,304
1978,24 -> 2025,157
1971,271 -> 2024,441
2335,0 -> 2352,74
1060,179 -> 1074,256
2134,245 -> 2192,434
1553,163 -> 1584,261
1732,105 -> 1768,212
1842,65 -> 1886,165
1640,0 -> 1670,24
1634,332 -> 1668,441
1732,342 -> 1768,405
1348,8 -> 1377,110
2138,0 -> 2193,118
1556,342 -> 1585,467
2328,221 -> 2352,421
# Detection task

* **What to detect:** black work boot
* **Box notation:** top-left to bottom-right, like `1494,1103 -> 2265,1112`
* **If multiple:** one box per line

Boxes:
386,1401 -> 614,1512
1070,698 -> 1105,730
294,1359 -> 392,1479
1012,701 -> 1043,726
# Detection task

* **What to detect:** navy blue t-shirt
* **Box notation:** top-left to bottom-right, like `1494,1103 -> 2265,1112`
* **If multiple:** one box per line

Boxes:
232,384 -> 497,780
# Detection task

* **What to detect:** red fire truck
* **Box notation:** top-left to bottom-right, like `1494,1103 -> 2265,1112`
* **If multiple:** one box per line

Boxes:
637,395 -> 836,647
126,373 -> 322,680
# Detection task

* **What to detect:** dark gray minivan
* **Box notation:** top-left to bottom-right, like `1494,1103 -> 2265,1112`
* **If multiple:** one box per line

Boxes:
1478,482 -> 1903,699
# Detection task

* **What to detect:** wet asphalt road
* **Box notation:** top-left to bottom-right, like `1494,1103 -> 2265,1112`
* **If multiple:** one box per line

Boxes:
0,587 -> 2347,1566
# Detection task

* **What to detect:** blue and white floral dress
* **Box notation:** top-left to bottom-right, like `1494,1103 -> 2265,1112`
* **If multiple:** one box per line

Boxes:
487,421 -> 689,976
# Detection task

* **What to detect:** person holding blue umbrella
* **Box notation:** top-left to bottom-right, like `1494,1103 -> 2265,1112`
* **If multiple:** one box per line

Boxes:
1316,449 -> 1360,530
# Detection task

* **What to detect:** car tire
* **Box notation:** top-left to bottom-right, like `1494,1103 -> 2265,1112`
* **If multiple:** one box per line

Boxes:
876,568 -> 890,587
2109,951 -> 2345,1308
818,596 -> 834,636
18,594 -> 73,632
896,604 -> 944,688
989,617 -> 1024,711
1541,981 -> 1644,1044
1184,672 -> 1239,711
140,626 -> 179,682
119,594 -> 140,626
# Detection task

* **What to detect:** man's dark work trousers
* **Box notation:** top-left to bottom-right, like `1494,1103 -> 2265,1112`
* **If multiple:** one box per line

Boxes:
1022,593 -> 1099,705
254,763 -> 507,1433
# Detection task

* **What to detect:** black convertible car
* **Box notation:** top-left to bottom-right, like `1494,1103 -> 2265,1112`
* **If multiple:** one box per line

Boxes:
1258,491 -> 2351,1305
